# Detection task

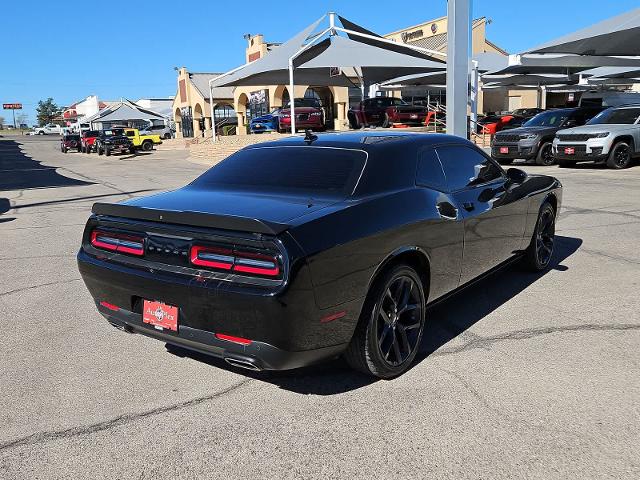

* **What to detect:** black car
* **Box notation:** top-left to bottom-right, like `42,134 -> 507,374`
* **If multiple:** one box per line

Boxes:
95,129 -> 135,156
60,134 -> 81,153
491,107 -> 604,166
511,108 -> 545,118
77,132 -> 562,378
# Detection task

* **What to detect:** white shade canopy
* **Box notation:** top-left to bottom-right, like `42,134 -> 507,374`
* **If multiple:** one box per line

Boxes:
526,8 -> 640,56
212,14 -> 445,89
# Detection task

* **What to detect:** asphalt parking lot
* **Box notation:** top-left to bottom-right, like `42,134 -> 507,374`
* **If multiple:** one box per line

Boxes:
1,135 -> 639,479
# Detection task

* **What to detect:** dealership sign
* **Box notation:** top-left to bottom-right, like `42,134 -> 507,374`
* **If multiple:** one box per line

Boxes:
3,103 -> 22,110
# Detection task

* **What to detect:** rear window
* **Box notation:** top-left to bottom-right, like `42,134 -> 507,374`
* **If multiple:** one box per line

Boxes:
191,146 -> 367,197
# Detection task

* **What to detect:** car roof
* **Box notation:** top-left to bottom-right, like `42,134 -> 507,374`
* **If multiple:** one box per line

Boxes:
243,131 -> 470,153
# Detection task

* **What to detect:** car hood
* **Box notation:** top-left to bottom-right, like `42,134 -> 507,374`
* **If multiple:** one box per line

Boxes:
121,186 -> 338,225
280,107 -> 319,114
557,124 -> 634,134
251,114 -> 277,123
495,126 -> 558,136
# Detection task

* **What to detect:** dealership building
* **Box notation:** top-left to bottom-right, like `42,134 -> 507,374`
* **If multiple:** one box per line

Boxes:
172,15 -> 539,138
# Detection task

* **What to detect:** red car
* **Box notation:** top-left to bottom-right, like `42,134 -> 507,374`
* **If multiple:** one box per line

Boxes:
348,97 -> 428,128
278,98 -> 325,133
60,134 -> 81,153
81,130 -> 101,153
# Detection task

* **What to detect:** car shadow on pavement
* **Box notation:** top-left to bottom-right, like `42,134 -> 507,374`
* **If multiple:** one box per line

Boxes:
0,139 -> 94,191
166,235 -> 582,395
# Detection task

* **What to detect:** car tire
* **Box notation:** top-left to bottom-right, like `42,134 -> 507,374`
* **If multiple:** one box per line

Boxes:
97,144 -> 103,156
381,113 -> 391,128
347,112 -> 359,129
142,141 -> 153,151
535,142 -> 555,166
163,133 -> 171,140
129,147 -> 136,155
522,202 -> 556,272
606,141 -> 633,169
38,131 -> 44,135
105,147 -> 111,156
344,264 -> 426,379
61,147 -> 67,153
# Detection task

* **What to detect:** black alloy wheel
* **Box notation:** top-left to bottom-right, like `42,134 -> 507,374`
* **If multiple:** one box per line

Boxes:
345,264 -> 426,378
536,142 -> 555,166
607,142 -> 632,169
523,202 -> 556,271
142,141 -> 153,151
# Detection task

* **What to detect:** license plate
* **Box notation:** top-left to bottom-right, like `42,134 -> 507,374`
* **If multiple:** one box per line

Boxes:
143,300 -> 178,331
500,147 -> 509,154
254,123 -> 262,128
410,114 -> 418,119
564,147 -> 575,155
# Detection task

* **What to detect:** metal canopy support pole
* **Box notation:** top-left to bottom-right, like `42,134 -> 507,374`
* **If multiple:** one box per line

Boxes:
289,59 -> 296,134
470,59 -> 479,135
209,83 -> 217,142
446,0 -> 471,138
540,85 -> 547,109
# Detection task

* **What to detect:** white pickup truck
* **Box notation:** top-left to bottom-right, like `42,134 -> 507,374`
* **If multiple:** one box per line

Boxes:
33,124 -> 63,135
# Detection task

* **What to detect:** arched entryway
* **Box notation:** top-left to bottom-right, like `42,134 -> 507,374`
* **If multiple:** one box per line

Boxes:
213,103 -> 237,135
193,103 -> 204,137
174,107 -> 182,138
236,93 -> 249,134
274,85 -> 289,109
304,87 -> 334,129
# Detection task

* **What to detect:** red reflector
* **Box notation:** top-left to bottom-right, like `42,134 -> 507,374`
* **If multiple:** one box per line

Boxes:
320,311 -> 346,323
91,230 -> 144,256
215,333 -> 252,345
99,301 -> 119,311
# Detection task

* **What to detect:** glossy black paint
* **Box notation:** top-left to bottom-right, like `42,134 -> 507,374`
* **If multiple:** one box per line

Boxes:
78,132 -> 562,370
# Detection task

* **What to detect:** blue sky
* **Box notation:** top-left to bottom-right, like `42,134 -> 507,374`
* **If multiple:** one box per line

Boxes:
1,0 -> 638,125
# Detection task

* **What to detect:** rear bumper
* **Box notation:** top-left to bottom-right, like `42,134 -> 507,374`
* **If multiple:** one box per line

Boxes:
98,302 -> 346,371
77,248 -> 358,370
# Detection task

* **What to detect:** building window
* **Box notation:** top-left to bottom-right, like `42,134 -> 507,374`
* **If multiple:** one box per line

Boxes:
214,104 -> 236,121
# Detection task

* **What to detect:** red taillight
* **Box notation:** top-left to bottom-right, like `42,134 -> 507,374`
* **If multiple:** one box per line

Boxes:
190,245 -> 234,270
233,251 -> 280,277
189,246 -> 280,277
90,230 -> 144,256
99,301 -> 119,311
215,333 -> 252,345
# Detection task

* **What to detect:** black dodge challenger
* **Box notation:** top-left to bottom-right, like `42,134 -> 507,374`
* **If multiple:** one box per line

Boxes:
78,132 -> 562,378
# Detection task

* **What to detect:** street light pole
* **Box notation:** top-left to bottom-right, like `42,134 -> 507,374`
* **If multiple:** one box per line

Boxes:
446,0 -> 472,138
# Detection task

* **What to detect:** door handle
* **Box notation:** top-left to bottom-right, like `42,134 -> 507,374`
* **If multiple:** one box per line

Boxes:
436,202 -> 458,220
463,202 -> 475,212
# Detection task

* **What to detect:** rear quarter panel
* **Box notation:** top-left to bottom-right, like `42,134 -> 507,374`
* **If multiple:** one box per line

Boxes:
289,188 -> 464,310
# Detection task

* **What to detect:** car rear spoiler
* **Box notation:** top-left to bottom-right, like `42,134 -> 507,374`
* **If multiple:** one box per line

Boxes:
91,202 -> 289,235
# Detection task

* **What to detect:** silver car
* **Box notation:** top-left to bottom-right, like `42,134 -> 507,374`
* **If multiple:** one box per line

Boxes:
553,105 -> 640,169
140,124 -> 174,140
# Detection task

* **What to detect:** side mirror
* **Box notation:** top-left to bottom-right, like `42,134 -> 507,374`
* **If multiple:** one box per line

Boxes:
506,168 -> 527,184
564,119 -> 577,128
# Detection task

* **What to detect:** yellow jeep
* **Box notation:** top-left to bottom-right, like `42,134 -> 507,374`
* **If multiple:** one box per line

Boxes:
122,128 -> 162,151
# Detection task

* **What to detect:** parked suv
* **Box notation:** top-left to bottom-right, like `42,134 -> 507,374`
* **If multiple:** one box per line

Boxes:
140,123 -> 174,140
553,105 -> 640,169
81,130 -> 101,153
348,97 -> 428,128
492,107 -> 604,166
94,129 -> 135,156
60,134 -> 81,153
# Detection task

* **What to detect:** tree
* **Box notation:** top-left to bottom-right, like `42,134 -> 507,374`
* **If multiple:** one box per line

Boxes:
36,98 -> 61,126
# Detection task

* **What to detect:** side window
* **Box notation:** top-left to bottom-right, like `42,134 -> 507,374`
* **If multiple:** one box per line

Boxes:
126,131 -> 135,137
436,145 -> 503,191
416,148 -> 447,191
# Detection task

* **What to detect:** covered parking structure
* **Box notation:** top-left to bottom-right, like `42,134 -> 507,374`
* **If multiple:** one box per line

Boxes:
81,100 -> 166,131
210,12 -> 446,140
